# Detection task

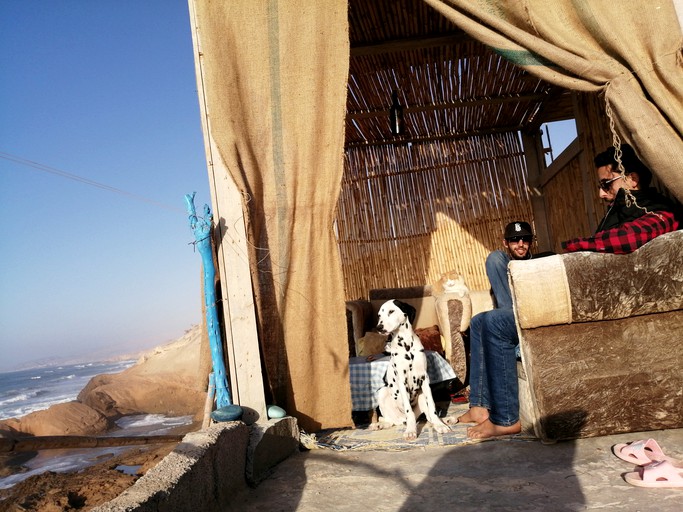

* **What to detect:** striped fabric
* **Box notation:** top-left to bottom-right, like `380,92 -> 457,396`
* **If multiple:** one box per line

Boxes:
349,352 -> 456,411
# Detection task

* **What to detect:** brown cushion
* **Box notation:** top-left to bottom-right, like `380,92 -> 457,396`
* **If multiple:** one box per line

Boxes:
356,332 -> 388,357
415,325 -> 444,356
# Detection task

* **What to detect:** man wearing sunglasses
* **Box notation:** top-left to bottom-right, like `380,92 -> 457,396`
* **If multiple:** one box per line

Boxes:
562,143 -> 680,254
460,221 -> 553,438
486,221 -> 537,309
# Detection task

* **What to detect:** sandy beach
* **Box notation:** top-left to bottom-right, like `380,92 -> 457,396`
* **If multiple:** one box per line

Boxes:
0,324 -> 208,511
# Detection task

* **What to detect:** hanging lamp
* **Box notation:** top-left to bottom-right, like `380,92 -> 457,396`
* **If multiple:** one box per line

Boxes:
389,90 -> 404,136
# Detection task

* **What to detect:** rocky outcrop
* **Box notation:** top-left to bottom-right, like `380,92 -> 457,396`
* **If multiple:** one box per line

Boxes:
1,402 -> 111,436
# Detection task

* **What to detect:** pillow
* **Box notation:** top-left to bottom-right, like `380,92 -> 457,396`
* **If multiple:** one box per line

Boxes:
415,325 -> 444,356
356,331 -> 388,357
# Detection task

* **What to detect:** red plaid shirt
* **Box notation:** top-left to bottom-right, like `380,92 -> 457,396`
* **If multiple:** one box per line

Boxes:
562,210 -> 679,254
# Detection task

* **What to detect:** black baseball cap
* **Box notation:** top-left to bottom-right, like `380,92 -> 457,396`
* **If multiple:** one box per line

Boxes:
504,221 -> 533,239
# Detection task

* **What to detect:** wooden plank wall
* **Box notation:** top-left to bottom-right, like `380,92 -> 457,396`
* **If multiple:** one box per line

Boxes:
527,91 -> 679,252
542,151 -> 594,253
336,132 -> 534,299
575,91 -> 613,230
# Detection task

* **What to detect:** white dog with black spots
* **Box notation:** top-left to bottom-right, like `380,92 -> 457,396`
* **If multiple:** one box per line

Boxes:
370,299 -> 452,440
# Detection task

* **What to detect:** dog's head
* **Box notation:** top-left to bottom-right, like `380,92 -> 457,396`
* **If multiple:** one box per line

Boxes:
376,299 -> 416,335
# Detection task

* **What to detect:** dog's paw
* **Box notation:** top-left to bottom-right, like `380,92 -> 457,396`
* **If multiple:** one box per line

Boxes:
369,422 -> 382,431
434,423 -> 451,434
442,416 -> 459,426
403,430 -> 418,441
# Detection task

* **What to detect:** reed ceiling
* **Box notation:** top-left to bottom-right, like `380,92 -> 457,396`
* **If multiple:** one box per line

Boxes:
345,0 -> 574,149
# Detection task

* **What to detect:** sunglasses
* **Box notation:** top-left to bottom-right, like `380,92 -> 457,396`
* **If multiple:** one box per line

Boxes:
598,175 -> 623,192
507,236 -> 533,244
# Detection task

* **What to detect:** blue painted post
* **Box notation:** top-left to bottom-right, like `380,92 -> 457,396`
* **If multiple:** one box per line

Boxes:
184,192 -> 232,409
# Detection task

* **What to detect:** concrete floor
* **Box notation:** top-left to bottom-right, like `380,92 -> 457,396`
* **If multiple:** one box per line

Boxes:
225,427 -> 683,511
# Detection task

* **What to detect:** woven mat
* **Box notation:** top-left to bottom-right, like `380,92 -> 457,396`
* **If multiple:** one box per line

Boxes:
305,403 -> 535,451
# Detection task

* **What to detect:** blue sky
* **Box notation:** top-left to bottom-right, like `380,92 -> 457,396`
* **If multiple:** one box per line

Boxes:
0,2 -> 210,370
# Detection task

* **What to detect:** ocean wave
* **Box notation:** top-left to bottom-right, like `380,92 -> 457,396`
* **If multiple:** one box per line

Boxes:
0,392 -> 34,406
113,414 -> 193,435
0,359 -> 138,421
0,389 -> 50,407
0,395 -> 73,420
115,414 -> 154,428
115,414 -> 176,429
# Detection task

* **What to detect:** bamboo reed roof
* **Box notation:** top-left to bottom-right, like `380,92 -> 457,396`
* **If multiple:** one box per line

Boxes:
345,0 -> 574,148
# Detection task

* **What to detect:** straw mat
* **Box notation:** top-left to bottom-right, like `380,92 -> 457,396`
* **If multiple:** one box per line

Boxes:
305,403 -> 535,451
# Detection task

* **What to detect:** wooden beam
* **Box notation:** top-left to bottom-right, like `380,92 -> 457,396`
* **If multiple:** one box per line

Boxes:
0,435 -> 184,453
347,93 -> 547,120
521,130 -> 553,252
350,32 -> 471,57
523,87 -> 573,133
537,138 -> 581,188
346,124 -> 523,149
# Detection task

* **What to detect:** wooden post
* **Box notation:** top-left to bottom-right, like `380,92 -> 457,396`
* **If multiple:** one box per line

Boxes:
0,435 -> 184,453
521,131 -> 553,252
185,193 -> 232,410
202,372 -> 216,429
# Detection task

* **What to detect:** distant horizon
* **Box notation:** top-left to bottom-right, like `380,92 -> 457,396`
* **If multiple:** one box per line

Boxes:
0,323 -> 201,373
0,353 -> 138,374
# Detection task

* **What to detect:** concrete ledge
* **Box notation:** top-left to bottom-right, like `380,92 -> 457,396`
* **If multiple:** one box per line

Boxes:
246,417 -> 299,486
93,418 -> 298,511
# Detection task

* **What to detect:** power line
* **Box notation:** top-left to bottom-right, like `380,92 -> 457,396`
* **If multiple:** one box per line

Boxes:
0,151 -> 188,214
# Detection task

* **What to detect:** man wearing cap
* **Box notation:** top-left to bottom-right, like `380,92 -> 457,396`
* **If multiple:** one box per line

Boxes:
486,221 -> 535,309
458,221 -> 549,438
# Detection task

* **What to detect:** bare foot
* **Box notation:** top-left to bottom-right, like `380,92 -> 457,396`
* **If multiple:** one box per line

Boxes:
467,419 -> 521,439
457,406 -> 489,424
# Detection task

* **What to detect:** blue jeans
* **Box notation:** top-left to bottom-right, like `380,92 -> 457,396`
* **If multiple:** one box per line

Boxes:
468,250 -> 520,426
468,309 -> 520,426
468,312 -> 490,411
485,250 -> 512,309
486,250 -> 522,360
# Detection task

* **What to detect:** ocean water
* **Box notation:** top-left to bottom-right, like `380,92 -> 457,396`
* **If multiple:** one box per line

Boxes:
0,360 -> 135,421
0,360 -> 194,490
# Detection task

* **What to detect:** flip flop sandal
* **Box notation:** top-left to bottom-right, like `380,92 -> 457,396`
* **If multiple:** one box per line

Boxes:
624,460 -> 683,488
612,438 -> 676,466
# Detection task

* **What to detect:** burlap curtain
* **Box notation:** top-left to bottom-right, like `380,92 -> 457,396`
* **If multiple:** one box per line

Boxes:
424,0 -> 683,201
191,0 -> 352,431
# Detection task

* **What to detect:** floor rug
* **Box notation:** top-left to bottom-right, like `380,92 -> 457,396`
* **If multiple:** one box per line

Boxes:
305,403 -> 535,451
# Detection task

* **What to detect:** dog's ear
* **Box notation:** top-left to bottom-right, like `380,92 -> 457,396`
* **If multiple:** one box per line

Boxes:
393,300 -> 416,324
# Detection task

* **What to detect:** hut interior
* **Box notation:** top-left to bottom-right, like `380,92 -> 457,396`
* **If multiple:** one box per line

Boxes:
337,0 -> 620,299
188,0 -> 681,431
